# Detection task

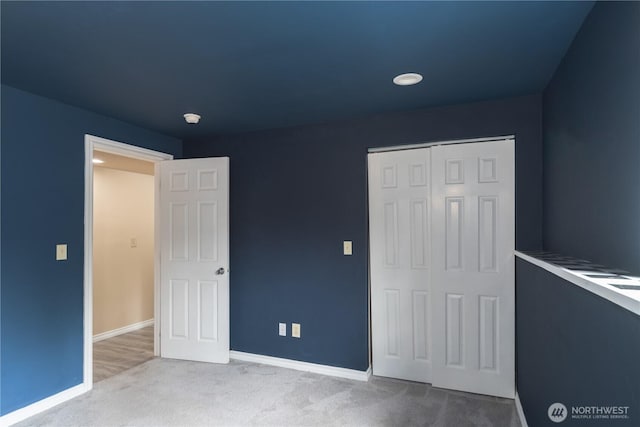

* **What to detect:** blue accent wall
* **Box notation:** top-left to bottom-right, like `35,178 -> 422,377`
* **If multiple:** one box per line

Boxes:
543,1 -> 640,275
185,95 -> 543,371
516,258 -> 640,426
0,85 -> 182,415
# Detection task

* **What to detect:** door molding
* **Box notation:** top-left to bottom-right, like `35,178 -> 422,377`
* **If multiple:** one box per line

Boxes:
83,134 -> 173,392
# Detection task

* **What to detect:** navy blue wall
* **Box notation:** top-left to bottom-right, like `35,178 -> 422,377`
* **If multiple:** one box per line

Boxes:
185,95 -> 543,371
0,85 -> 182,415
516,258 -> 640,426
543,1 -> 640,275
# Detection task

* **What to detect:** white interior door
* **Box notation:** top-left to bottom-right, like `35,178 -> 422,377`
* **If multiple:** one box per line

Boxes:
159,157 -> 230,363
368,148 -> 432,382
431,140 -> 515,398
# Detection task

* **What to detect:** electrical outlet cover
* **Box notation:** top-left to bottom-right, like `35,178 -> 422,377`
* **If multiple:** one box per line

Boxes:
279,323 -> 287,336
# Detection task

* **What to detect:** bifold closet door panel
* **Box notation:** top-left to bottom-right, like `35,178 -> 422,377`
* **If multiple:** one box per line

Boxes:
368,148 -> 432,383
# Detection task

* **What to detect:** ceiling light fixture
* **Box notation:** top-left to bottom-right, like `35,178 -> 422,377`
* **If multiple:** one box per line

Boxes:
393,73 -> 423,86
92,158 -> 104,164
184,113 -> 201,124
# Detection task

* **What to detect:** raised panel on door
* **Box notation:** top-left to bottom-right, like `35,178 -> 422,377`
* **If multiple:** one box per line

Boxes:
412,290 -> 429,362
431,140 -> 514,398
170,203 -> 189,261
478,197 -> 498,272
197,169 -> 218,191
410,199 -> 428,269
445,197 -> 464,271
384,290 -> 400,357
198,280 -> 218,342
479,295 -> 498,372
383,202 -> 399,267
369,149 -> 431,383
445,293 -> 464,367
170,279 -> 189,339
160,157 -> 229,364
197,201 -> 218,262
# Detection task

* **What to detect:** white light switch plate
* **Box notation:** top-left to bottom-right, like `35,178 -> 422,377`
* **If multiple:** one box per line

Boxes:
56,244 -> 67,261
279,323 -> 287,336
343,241 -> 353,255
291,323 -> 301,338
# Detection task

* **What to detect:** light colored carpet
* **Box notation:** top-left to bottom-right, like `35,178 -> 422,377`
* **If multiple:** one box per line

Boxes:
17,358 -> 521,427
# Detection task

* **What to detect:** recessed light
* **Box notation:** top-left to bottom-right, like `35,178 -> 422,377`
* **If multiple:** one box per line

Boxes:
184,113 -> 201,124
92,158 -> 104,164
393,73 -> 423,86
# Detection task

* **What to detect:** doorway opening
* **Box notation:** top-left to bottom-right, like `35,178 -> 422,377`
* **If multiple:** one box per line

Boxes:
83,135 -> 173,390
92,150 -> 155,382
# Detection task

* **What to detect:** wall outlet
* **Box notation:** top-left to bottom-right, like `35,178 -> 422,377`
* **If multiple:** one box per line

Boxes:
291,323 -> 301,338
130,237 -> 137,248
343,241 -> 352,255
56,244 -> 67,261
279,322 -> 287,336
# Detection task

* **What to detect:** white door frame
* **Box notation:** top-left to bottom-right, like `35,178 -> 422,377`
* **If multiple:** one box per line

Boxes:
83,134 -> 173,390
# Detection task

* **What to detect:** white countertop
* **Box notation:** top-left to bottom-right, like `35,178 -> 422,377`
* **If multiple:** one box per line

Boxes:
515,251 -> 640,316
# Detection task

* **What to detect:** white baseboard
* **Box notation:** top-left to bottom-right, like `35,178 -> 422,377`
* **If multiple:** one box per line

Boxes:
515,391 -> 528,427
93,318 -> 154,342
230,350 -> 371,382
0,383 -> 89,427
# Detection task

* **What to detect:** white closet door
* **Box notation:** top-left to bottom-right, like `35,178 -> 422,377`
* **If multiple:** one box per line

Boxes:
431,140 -> 515,398
368,148 -> 432,382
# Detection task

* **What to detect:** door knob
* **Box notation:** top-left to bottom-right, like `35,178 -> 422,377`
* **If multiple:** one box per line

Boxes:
216,267 -> 225,275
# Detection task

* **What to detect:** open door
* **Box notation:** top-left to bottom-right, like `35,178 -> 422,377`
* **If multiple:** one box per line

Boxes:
158,157 -> 229,363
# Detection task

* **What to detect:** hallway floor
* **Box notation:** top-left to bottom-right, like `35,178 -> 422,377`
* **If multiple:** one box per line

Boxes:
93,325 -> 154,383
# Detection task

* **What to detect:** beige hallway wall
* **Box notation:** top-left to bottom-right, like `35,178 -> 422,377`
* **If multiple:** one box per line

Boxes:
93,167 -> 154,335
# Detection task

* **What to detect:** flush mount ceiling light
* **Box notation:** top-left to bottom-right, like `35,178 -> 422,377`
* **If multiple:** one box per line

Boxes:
92,158 -> 104,164
183,113 -> 201,124
393,72 -> 423,86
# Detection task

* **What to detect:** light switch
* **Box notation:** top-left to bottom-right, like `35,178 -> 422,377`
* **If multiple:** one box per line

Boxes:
279,322 -> 287,337
291,323 -> 301,338
343,241 -> 353,256
130,238 -> 137,248
56,244 -> 67,261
